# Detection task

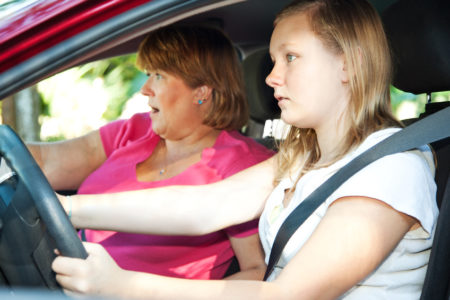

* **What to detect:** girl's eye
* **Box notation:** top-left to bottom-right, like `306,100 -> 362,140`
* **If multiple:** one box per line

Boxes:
287,54 -> 297,62
155,73 -> 162,80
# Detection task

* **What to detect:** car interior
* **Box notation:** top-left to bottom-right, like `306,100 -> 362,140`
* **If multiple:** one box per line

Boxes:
0,0 -> 448,298
381,1 -> 450,298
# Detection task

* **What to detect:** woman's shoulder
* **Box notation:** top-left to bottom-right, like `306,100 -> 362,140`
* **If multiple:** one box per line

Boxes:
215,130 -> 275,156
101,112 -> 151,133
204,130 -> 274,177
100,112 -> 154,155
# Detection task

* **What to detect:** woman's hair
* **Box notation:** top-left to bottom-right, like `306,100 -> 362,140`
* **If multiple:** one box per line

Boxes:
274,0 -> 402,184
136,25 -> 248,131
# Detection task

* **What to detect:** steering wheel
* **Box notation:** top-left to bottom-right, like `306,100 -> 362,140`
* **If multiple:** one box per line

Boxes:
0,125 -> 87,290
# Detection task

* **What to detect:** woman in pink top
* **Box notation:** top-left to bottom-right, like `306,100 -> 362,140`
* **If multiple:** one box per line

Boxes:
27,25 -> 273,280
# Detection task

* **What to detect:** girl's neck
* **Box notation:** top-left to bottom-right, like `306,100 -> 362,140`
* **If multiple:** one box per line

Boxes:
315,116 -> 349,166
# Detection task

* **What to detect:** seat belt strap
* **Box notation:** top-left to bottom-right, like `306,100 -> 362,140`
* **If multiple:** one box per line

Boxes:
264,106 -> 450,280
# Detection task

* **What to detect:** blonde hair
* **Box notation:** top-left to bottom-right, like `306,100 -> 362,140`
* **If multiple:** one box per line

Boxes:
137,25 -> 248,131
274,0 -> 402,185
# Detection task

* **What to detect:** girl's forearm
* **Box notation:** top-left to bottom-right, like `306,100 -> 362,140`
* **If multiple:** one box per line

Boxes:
117,270 -> 283,300
67,157 -> 275,235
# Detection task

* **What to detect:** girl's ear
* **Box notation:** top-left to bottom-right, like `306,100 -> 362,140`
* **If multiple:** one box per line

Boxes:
341,54 -> 350,84
341,47 -> 363,84
193,85 -> 213,104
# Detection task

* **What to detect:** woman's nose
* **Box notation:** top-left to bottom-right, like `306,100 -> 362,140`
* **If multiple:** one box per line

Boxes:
141,78 -> 154,96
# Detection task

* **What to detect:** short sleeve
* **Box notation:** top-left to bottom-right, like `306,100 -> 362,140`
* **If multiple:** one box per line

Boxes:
99,113 -> 152,157
327,147 -> 438,236
224,219 -> 259,238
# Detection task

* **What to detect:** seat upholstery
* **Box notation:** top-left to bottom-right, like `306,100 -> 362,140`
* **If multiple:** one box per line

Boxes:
242,48 -> 280,139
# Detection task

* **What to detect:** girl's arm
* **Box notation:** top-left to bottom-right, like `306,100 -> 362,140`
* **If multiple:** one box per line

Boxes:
52,195 -> 416,299
66,156 -> 275,235
27,130 -> 106,191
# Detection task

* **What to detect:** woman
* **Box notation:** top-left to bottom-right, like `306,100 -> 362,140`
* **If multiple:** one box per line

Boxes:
29,25 -> 273,280
53,0 -> 437,299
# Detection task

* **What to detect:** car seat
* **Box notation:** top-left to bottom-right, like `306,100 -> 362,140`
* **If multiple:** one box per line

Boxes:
382,0 -> 450,299
241,48 -> 280,149
222,48 -> 281,277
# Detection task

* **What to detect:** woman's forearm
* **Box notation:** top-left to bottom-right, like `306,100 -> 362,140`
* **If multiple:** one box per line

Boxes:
67,156 -> 275,235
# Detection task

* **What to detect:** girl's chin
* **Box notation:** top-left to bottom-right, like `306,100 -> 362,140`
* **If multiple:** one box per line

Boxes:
280,113 -> 296,126
281,114 -> 309,129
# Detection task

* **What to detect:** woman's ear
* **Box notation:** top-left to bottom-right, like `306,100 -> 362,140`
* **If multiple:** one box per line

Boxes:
193,85 -> 213,104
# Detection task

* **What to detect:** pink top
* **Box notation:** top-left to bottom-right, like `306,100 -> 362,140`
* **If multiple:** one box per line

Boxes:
78,112 -> 274,279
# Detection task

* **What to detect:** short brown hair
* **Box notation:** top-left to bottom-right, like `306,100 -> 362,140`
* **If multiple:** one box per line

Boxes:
137,25 -> 248,131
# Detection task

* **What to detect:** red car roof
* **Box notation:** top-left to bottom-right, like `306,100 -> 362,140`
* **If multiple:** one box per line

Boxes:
0,0 -> 150,73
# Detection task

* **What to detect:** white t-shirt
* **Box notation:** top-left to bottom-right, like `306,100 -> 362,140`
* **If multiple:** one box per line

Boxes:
259,128 -> 438,299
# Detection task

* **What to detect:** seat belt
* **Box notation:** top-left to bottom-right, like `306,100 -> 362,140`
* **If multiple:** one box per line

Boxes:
264,106 -> 450,280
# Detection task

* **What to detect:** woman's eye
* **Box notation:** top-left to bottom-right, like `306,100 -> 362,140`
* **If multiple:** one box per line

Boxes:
287,54 -> 296,62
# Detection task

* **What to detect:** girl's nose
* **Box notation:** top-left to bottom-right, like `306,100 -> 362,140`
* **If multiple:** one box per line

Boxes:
265,64 -> 283,88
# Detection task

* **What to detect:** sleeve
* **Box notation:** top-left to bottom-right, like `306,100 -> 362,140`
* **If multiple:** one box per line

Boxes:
99,112 -> 152,157
224,219 -> 260,238
326,146 -> 438,237
209,131 -> 275,179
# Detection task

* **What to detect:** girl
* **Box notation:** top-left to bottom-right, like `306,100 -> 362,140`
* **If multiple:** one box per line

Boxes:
53,0 -> 437,299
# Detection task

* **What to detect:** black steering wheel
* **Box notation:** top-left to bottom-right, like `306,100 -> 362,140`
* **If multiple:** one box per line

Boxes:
0,125 -> 87,290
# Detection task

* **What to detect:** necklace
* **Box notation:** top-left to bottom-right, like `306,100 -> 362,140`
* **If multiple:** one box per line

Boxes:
158,140 -> 168,176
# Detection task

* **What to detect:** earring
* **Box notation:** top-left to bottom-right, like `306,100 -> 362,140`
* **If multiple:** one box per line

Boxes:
198,99 -> 205,104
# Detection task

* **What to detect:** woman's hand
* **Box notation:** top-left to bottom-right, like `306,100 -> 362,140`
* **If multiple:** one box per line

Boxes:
52,242 -> 124,296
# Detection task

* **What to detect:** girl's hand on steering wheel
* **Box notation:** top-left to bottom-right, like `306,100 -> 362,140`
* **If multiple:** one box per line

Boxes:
52,242 -> 124,296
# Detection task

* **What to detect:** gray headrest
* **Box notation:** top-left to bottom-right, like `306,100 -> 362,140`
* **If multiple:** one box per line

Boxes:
243,48 -> 280,123
382,0 -> 450,94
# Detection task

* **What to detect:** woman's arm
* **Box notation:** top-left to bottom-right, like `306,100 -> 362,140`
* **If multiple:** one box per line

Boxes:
27,130 -> 106,190
65,156 -> 275,235
52,195 -> 416,299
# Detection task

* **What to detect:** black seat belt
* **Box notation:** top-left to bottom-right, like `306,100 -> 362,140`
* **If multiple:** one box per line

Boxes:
264,106 -> 450,280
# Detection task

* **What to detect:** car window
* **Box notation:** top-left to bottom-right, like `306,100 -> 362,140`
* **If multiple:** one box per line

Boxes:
0,0 -> 42,20
3,56 -> 450,142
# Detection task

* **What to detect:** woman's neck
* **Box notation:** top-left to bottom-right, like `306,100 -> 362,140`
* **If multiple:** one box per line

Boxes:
163,127 -> 221,161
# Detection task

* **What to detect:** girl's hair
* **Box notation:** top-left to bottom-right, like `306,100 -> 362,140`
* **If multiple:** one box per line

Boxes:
137,25 -> 248,131
274,0 -> 402,185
